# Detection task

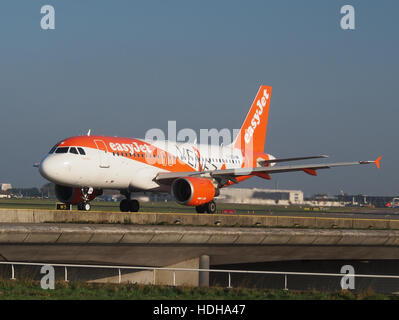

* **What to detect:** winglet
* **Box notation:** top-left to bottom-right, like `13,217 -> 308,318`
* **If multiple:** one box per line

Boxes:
374,156 -> 382,169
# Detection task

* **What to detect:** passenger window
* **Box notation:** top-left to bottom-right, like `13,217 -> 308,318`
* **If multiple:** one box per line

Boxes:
55,147 -> 69,154
70,147 -> 78,154
77,147 -> 86,155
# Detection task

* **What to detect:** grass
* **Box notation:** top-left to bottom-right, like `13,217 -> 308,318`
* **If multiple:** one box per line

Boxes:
0,198 -> 391,215
0,279 -> 395,300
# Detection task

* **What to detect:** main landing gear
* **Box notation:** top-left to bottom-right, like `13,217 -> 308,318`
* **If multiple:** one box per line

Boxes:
120,199 -> 140,212
119,191 -> 140,212
195,200 -> 217,214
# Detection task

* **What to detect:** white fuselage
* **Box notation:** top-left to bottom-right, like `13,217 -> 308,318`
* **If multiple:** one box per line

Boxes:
39,138 -> 252,191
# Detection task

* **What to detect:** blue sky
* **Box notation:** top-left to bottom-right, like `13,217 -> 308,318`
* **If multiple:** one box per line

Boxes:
0,1 -> 397,196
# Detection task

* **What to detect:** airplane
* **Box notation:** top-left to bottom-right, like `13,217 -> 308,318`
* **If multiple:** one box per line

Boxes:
35,85 -> 381,213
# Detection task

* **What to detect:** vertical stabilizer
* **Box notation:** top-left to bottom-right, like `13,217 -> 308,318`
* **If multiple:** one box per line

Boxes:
233,85 -> 272,153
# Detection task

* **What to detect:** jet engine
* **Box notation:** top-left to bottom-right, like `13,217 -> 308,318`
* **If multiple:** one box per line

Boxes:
171,177 -> 216,206
55,184 -> 102,204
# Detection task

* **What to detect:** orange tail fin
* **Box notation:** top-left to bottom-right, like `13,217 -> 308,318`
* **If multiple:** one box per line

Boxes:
233,85 -> 272,153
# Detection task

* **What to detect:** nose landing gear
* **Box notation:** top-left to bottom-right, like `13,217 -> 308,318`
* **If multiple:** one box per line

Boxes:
77,187 -> 94,211
77,202 -> 91,211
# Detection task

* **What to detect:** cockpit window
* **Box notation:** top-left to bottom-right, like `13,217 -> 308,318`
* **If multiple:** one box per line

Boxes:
49,145 -> 58,154
55,147 -> 69,154
77,147 -> 86,155
70,147 -> 78,154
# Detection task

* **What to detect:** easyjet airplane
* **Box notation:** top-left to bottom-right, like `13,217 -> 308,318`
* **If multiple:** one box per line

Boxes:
35,85 -> 381,213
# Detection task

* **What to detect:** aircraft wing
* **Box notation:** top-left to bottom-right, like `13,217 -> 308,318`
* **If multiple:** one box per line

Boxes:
258,155 -> 328,165
155,156 -> 381,185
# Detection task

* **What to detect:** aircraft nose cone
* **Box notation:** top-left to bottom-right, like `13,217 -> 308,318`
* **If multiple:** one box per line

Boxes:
39,157 -> 57,181
39,156 -> 70,183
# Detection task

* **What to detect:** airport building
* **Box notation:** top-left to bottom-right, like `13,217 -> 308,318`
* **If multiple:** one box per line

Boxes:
0,183 -> 12,192
336,194 -> 398,208
0,183 -> 12,199
218,187 -> 304,206
304,194 -> 347,207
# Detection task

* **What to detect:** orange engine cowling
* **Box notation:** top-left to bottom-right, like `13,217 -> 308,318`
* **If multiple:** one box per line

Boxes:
172,177 -> 215,206
55,185 -> 102,205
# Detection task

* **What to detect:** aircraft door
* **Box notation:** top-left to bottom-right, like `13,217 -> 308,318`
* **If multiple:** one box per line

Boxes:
94,140 -> 110,168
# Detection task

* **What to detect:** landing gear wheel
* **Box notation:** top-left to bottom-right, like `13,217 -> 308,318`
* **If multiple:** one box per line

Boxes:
205,201 -> 216,214
195,205 -> 206,213
129,199 -> 140,212
78,203 -> 91,211
120,199 -> 130,212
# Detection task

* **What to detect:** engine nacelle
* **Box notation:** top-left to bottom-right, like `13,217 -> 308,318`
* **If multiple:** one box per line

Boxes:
55,185 -> 102,204
172,177 -> 216,206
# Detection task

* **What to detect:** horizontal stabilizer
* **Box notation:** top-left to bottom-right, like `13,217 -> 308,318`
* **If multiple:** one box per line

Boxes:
359,156 -> 382,169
